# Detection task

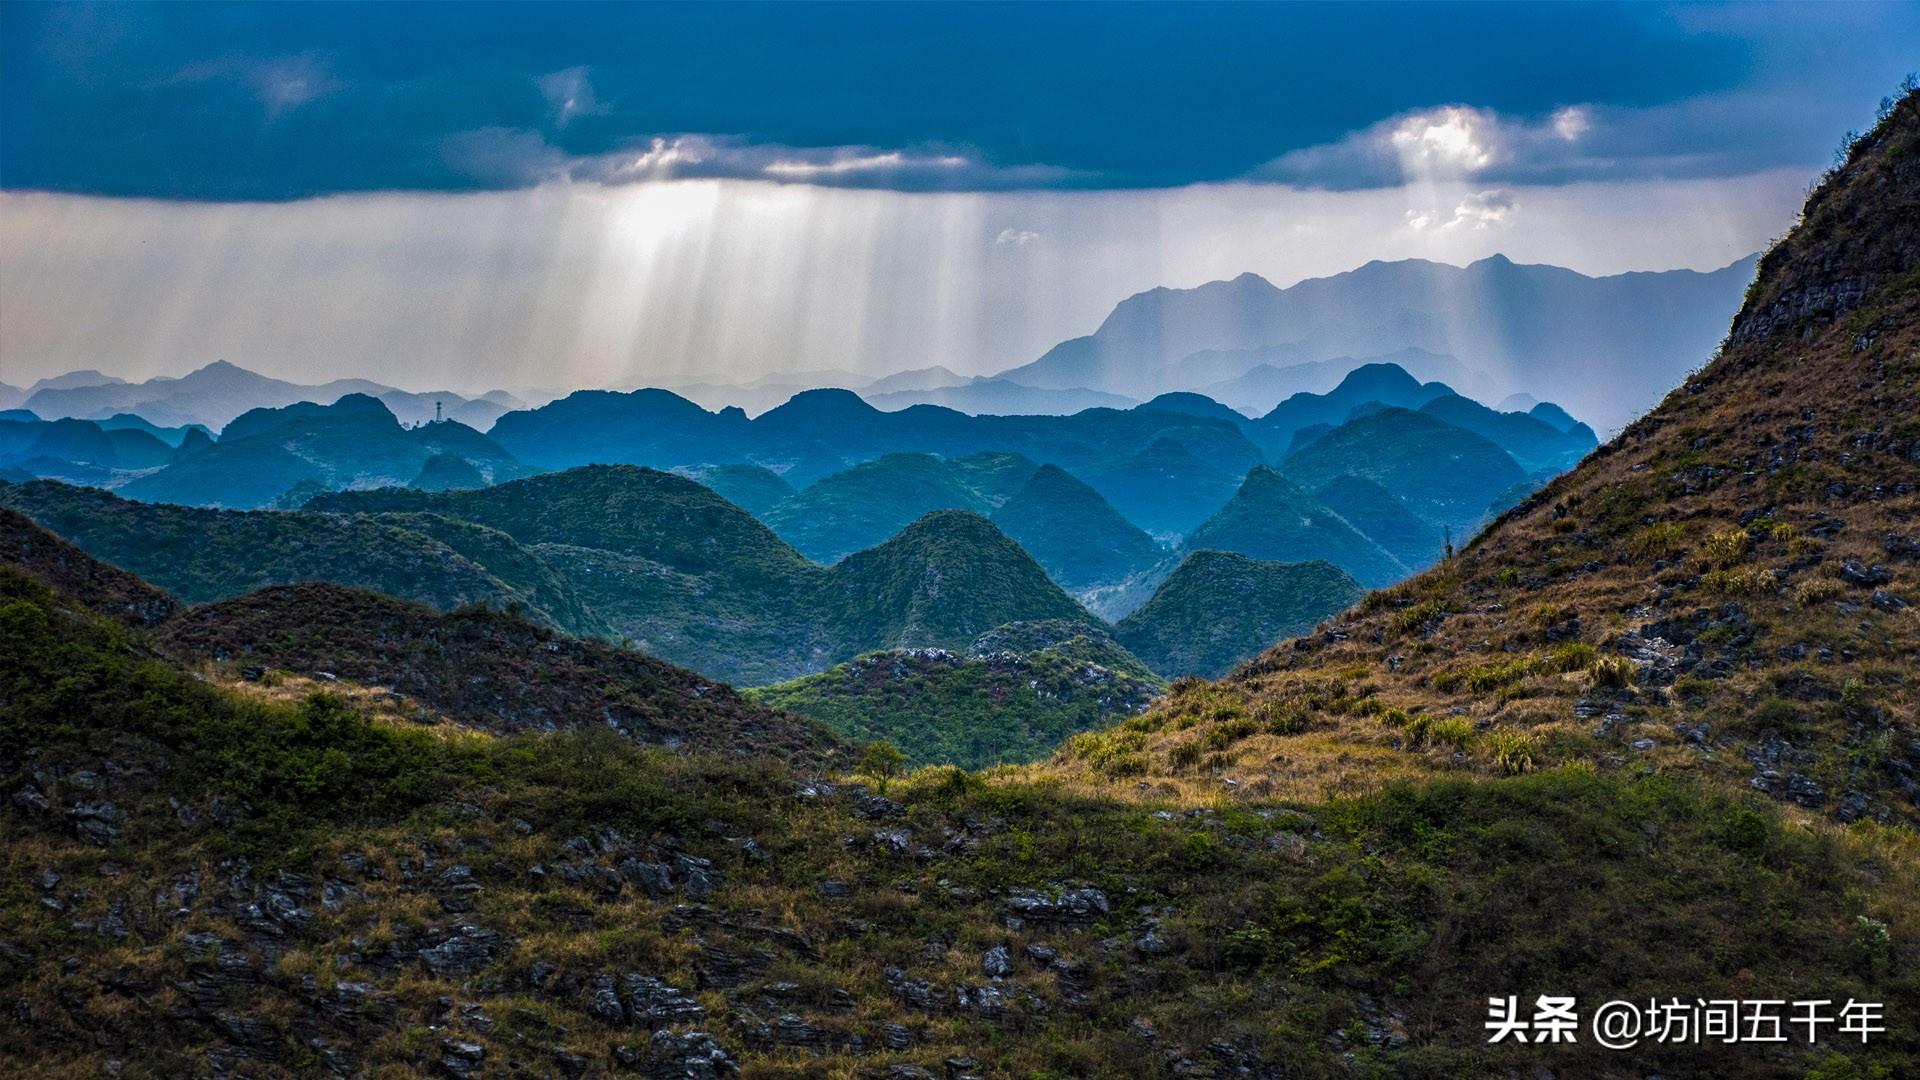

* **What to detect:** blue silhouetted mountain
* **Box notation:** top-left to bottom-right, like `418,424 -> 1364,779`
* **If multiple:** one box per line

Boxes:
1249,362 -> 1456,455
1134,392 -> 1248,425
861,379 -> 1136,415
1527,401 -> 1582,433
0,415 -> 172,473
1184,466 -> 1406,588
675,463 -> 797,516
996,254 -> 1757,431
119,394 -> 524,508
1311,472 -> 1445,572
95,413 -> 210,448
1417,393 -> 1598,471
991,464 -> 1163,590
1086,437 -> 1242,538
18,359 -> 520,431
1280,407 -> 1527,535
483,387 -> 751,472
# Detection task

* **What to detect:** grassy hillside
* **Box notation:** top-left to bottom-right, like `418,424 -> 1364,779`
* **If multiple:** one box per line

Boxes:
0,479 -> 565,623
1115,550 -> 1367,677
1186,466 -> 1407,587
159,582 -> 850,769
2,555 -> 1913,1079
990,463 -> 1164,590
752,620 -> 1164,768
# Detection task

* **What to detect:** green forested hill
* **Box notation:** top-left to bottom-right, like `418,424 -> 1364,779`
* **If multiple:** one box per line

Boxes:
1115,550 -> 1367,676
752,619 -> 1163,768
1185,466 -> 1407,587
761,453 -> 992,563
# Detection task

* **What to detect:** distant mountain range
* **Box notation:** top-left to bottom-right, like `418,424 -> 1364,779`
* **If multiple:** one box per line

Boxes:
997,253 -> 1755,431
15,359 -> 527,430
2,357 -> 1594,640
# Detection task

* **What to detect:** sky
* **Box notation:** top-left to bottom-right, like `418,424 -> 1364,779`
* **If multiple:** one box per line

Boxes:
1,2 -> 1915,392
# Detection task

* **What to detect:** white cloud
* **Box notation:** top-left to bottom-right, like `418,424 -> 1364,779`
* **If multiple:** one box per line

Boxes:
1404,189 -> 1517,232
1389,106 -> 1499,174
1451,189 -> 1516,227
164,53 -> 339,120
441,130 -> 1078,191
1254,103 -> 1616,189
538,66 -> 603,128
1552,106 -> 1592,142
994,228 -> 1041,246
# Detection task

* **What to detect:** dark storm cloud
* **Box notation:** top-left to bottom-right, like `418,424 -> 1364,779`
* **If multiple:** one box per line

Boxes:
1,1 -> 1913,200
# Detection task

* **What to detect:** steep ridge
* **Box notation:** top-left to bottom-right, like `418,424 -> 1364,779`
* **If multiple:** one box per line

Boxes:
0,507 -> 180,627
1052,91 -> 1920,826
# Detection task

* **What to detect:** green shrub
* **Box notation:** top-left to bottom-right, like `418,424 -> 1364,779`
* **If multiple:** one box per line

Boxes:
1702,567 -> 1776,597
1628,521 -> 1688,561
1701,528 -> 1751,568
1485,730 -> 1540,775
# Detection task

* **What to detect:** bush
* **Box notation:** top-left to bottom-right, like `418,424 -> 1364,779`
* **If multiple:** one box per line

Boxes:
1702,567 -> 1776,597
1794,577 -> 1845,605
1407,715 -> 1475,751
1485,730 -> 1539,775
1701,528 -> 1751,569
1258,702 -> 1311,736
1589,656 -> 1636,689
857,741 -> 908,786
1628,521 -> 1688,561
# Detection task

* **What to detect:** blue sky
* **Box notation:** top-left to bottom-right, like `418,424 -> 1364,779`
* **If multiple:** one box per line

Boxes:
1,2 -> 1914,394
5,2 -> 1913,198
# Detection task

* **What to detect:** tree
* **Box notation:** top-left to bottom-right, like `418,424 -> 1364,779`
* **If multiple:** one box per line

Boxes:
856,741 -> 908,790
